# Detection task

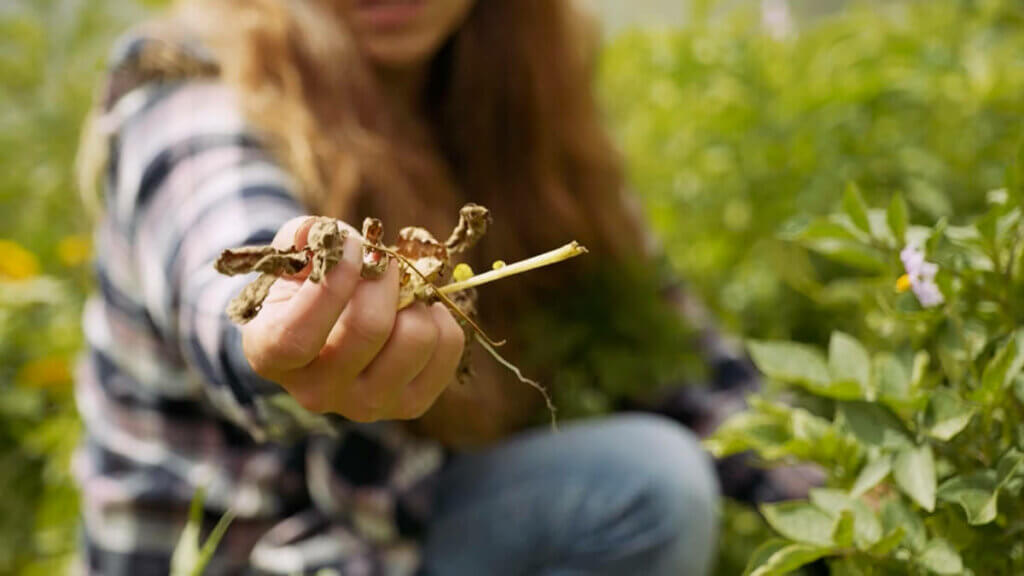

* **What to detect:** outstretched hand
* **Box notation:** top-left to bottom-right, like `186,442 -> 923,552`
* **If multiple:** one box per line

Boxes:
241,216 -> 465,422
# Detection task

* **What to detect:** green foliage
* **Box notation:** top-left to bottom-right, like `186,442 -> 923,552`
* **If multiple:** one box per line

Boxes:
1,1 -> 155,573
601,0 -> 1024,345
708,185 -> 1024,574
601,4 -> 1024,571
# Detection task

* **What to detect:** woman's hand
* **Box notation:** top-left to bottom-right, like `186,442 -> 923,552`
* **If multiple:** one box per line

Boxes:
240,216 -> 465,422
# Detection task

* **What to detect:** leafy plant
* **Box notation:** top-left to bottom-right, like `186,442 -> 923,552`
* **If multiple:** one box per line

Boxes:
708,173 -> 1024,575
601,0 -> 1024,345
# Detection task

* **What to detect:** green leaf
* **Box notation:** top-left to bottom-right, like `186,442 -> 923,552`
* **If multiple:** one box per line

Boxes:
843,182 -> 871,235
910,351 -> 930,390
937,471 -> 999,526
196,509 -> 236,576
832,510 -> 856,548
887,193 -> 909,243
748,340 -> 830,388
829,332 -> 871,397
874,354 -> 910,405
802,239 -> 888,271
975,334 -> 1024,405
838,402 -> 910,449
851,455 -> 892,497
924,390 -> 975,441
1013,373 -> 1024,406
760,501 -> 838,547
743,539 -> 833,576
996,448 -> 1024,485
170,487 -> 236,576
940,449 -> 1024,526
917,538 -> 963,575
881,498 -> 927,552
893,444 -> 936,512
171,487 -> 205,576
704,411 -> 789,458
868,527 -> 905,556
786,218 -> 862,243
809,489 -> 883,549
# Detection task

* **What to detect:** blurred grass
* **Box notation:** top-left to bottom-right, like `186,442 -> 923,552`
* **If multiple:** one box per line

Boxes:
0,1 -> 154,573
3,0 -> 1024,573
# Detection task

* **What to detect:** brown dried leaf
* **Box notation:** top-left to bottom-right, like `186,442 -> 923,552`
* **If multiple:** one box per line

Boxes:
214,246 -> 307,277
395,226 -> 451,309
361,217 -> 388,279
307,217 -> 346,283
444,203 -> 491,254
225,272 -> 277,324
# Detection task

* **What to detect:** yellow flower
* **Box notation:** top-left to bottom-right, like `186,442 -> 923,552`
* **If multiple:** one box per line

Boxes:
453,263 -> 474,282
0,239 -> 40,279
17,356 -> 71,389
896,274 -> 912,293
492,260 -> 506,270
57,235 -> 91,267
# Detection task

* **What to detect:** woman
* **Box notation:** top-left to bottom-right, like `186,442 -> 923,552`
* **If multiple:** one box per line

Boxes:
75,1 -> 720,574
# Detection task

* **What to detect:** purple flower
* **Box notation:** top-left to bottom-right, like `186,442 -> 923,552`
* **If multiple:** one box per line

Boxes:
899,245 -> 944,308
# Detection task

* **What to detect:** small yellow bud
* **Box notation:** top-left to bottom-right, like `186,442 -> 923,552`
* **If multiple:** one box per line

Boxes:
896,274 -> 912,293
453,263 -> 474,282
492,260 -> 506,270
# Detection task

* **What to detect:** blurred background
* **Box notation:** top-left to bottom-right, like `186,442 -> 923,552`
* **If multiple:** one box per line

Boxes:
2,0 -> 1022,573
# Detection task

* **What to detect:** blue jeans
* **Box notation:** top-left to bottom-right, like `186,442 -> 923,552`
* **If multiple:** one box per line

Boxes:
419,414 -> 720,576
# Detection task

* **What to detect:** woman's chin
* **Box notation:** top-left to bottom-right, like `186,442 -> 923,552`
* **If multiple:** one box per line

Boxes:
361,34 -> 439,69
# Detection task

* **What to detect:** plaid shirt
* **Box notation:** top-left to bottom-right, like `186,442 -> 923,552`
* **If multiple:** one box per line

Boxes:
75,27 -> 786,576
76,32 -> 443,576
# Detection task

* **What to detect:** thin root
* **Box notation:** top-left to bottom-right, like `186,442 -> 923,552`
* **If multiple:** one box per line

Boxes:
475,333 -> 558,432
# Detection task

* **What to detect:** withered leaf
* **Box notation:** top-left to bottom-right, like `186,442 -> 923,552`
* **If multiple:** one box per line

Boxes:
214,246 -> 307,277
395,226 -> 451,309
444,203 -> 491,254
361,217 -> 388,279
225,272 -> 277,324
307,217 -> 346,283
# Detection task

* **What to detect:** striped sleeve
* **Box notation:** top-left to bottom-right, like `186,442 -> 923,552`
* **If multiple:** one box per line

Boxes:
109,80 -> 336,441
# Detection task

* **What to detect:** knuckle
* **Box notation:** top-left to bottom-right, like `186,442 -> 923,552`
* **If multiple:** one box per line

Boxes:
346,309 -> 394,347
395,307 -> 440,351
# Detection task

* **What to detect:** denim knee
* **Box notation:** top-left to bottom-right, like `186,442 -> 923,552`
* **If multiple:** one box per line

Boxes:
600,414 -> 720,574
544,414 -> 719,575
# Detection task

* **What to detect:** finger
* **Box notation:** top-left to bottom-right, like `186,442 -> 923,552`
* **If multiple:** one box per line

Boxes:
315,258 -> 401,376
395,303 -> 465,419
274,217 -> 362,281
244,229 -> 363,372
355,303 -> 440,413
271,216 -> 312,251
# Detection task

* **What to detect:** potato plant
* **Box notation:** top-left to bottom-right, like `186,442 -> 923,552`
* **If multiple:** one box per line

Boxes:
708,178 -> 1024,575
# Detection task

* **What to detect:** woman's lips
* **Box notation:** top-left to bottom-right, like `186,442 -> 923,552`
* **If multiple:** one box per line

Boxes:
355,0 -> 424,31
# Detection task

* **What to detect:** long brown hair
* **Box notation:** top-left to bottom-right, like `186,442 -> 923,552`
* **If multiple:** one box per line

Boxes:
86,0 -> 646,319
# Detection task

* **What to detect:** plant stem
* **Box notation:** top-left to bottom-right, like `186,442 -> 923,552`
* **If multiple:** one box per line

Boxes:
439,242 -> 588,295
